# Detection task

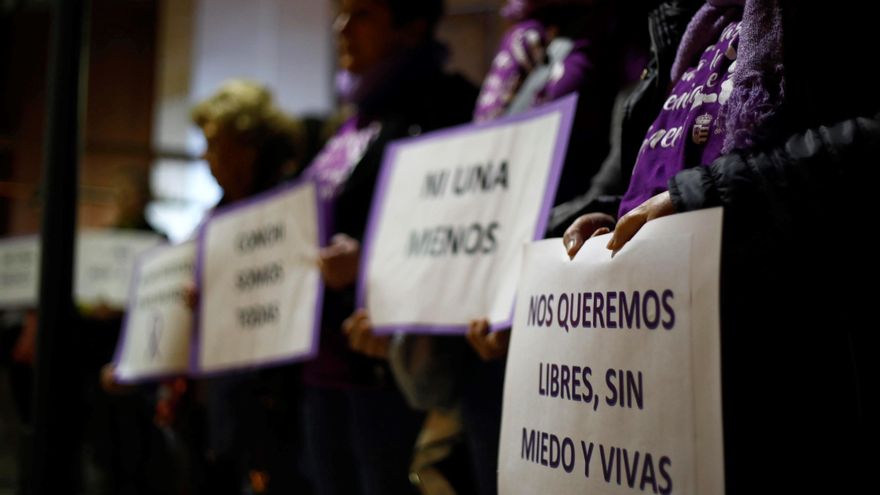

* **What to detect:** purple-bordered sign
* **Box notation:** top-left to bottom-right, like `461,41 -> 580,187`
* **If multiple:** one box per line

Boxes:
112,240 -> 196,384
357,94 -> 577,335
193,178 -> 327,377
497,209 -> 725,494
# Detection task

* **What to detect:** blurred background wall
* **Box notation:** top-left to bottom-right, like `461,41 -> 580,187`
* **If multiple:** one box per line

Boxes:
0,0 -> 504,240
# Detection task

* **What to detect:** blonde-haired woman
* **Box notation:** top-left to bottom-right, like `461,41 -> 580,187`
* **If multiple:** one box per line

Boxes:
191,79 -> 305,203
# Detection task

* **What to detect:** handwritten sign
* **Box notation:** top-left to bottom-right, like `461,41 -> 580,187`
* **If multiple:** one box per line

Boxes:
196,180 -> 324,374
358,95 -> 577,334
498,208 -> 724,495
0,236 -> 41,308
75,230 -> 163,308
113,241 -> 196,383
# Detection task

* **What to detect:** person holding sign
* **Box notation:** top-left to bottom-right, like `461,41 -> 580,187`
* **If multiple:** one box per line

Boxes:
342,2 -> 654,493
462,2 -> 653,493
560,1 -> 879,492
299,1 -> 477,494
193,80 -> 316,495
115,80 -> 312,495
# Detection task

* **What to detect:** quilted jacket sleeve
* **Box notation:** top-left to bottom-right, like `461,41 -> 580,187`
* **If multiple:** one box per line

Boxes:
668,114 -> 880,231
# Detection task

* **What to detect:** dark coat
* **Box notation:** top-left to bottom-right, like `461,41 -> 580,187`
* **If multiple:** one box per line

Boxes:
307,66 -> 478,389
550,0 -> 880,490
669,113 -> 879,493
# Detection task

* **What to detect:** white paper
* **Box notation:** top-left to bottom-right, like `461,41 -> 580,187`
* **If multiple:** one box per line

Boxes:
0,236 -> 41,308
361,98 -> 575,333
75,230 -> 163,308
113,241 -> 196,382
498,208 -> 724,495
197,182 -> 322,374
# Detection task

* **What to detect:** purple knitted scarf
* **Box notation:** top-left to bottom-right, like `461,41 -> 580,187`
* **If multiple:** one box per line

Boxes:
672,0 -> 784,152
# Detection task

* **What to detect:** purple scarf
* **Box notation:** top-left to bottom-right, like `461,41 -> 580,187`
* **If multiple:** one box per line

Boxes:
473,19 -> 547,122
672,0 -> 784,153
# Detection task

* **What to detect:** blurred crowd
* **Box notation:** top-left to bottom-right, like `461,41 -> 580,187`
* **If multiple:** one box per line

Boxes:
1,0 -> 877,493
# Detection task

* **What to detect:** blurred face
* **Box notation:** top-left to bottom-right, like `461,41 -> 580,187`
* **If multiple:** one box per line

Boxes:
334,0 -> 406,74
201,120 -> 257,202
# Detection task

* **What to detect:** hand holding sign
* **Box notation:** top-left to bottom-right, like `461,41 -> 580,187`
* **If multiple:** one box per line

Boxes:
607,191 -> 676,253
562,212 -> 616,259
465,319 -> 510,361
343,309 -> 390,359
319,234 -> 360,290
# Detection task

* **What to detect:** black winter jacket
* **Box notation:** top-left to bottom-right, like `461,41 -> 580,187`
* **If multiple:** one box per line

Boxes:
671,114 -> 879,493
306,65 -> 478,389
550,0 -> 880,490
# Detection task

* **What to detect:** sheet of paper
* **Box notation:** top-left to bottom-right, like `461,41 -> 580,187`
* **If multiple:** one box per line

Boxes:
0,236 -> 40,308
196,181 -> 324,374
114,241 -> 196,382
75,230 -> 163,308
498,208 -> 724,495
359,96 -> 577,334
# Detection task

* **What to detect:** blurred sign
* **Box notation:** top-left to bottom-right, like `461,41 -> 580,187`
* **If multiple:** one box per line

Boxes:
75,230 -> 163,309
196,180 -> 324,375
0,231 -> 160,309
0,236 -> 40,308
114,241 -> 196,383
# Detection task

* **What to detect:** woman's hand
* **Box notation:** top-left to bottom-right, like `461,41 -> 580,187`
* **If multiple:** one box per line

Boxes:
100,363 -> 133,395
562,212 -> 616,259
343,309 -> 389,359
607,191 -> 675,253
465,319 -> 510,361
183,281 -> 199,310
318,234 -> 361,290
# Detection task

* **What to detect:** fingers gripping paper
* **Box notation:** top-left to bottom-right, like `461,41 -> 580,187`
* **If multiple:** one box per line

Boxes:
498,208 -> 724,495
359,96 -> 577,334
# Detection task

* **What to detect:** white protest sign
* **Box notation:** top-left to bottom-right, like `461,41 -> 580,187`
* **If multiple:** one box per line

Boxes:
75,230 -> 163,308
498,208 -> 724,495
113,241 -> 196,383
0,236 -> 41,308
358,95 -> 577,334
196,180 -> 324,374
